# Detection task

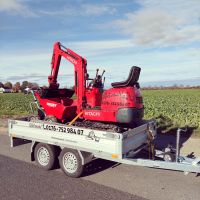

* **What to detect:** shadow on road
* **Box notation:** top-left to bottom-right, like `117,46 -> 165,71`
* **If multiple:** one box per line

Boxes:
135,115 -> 197,159
83,158 -> 120,177
12,138 -> 31,146
154,114 -> 195,154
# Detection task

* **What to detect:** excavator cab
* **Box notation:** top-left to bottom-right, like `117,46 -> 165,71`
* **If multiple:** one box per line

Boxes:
85,69 -> 105,108
87,69 -> 105,89
83,65 -> 144,125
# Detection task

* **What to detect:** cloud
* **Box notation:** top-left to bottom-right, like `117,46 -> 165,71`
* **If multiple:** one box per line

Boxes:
68,39 -> 134,55
0,39 -> 134,61
38,3 -> 116,17
0,0 -> 37,17
113,0 -> 200,47
0,73 -> 76,87
0,39 -> 199,87
82,4 -> 116,16
4,73 -> 73,80
0,1 -> 116,18
0,0 -> 23,11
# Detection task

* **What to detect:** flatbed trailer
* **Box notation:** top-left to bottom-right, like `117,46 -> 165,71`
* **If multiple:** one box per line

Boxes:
8,119 -> 200,177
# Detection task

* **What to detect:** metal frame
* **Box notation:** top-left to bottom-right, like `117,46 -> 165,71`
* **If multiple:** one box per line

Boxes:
30,90 -> 46,118
8,119 -> 200,175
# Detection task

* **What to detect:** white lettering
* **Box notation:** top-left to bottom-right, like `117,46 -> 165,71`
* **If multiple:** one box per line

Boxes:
85,111 -> 100,117
47,102 -> 57,108
67,56 -> 77,64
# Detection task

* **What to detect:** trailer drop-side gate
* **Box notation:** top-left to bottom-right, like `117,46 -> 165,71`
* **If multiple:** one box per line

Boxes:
8,119 -> 200,178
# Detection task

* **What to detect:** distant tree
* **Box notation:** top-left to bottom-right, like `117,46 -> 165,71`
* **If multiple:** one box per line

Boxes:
0,82 -> 4,88
13,82 -> 21,92
42,85 -> 48,89
31,82 -> 39,89
16,82 -> 21,90
4,82 -> 12,89
28,82 -> 33,88
21,81 -> 29,91
172,84 -> 178,89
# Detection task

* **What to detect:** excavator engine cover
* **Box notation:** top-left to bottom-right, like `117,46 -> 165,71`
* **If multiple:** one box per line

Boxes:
101,86 -> 143,124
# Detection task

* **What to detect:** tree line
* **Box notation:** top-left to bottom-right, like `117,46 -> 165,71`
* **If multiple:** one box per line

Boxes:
142,84 -> 200,90
0,81 -> 39,92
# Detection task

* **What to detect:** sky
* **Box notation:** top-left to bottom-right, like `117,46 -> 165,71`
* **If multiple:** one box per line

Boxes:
0,0 -> 200,87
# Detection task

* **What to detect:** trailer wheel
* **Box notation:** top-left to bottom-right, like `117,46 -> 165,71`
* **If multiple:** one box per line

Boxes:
45,116 -> 57,123
59,148 -> 83,178
163,152 -> 175,162
34,143 -> 57,170
28,115 -> 39,122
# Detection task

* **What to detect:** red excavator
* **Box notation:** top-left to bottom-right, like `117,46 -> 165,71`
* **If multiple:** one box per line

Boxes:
32,42 -> 144,131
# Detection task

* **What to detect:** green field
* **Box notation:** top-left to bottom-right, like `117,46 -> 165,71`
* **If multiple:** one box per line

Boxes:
143,89 -> 200,135
0,93 -> 33,116
0,89 -> 200,134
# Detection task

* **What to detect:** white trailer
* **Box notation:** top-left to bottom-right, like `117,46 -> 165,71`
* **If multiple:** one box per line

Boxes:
8,119 -> 200,178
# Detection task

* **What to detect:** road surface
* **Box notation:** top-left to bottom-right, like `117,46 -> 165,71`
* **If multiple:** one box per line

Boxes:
0,132 -> 200,200
0,154 -> 144,200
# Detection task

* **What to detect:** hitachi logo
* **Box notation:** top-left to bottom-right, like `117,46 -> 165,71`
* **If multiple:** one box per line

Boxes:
47,102 -> 57,108
85,111 -> 100,117
67,56 -> 77,64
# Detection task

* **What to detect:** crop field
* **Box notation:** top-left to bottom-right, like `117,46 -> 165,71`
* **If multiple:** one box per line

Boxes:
143,89 -> 200,134
0,93 -> 32,116
0,89 -> 200,134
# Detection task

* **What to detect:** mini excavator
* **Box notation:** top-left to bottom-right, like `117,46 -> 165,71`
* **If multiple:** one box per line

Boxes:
33,42 -> 144,131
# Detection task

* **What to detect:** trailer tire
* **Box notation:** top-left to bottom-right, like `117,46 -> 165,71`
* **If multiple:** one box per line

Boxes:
163,152 -> 175,162
59,148 -> 83,178
44,115 -> 57,123
34,143 -> 57,170
28,115 -> 39,122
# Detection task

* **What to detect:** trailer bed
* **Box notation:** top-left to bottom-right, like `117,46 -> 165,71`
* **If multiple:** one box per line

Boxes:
8,119 -> 200,176
9,119 -> 155,159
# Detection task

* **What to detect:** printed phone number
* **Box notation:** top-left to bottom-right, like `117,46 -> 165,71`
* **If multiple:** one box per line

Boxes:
43,124 -> 84,135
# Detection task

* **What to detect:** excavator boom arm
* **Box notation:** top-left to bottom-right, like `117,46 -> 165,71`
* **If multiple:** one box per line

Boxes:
48,42 -> 87,112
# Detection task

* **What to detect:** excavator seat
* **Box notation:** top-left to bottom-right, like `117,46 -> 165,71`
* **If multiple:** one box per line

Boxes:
111,66 -> 141,88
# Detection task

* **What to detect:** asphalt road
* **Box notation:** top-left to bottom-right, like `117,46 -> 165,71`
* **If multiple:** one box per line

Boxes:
0,134 -> 200,200
0,155 -> 144,200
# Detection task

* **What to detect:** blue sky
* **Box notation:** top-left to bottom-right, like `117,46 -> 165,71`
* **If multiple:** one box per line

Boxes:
0,0 -> 200,87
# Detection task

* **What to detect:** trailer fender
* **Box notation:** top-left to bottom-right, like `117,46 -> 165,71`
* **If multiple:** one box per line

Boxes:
78,150 -> 93,165
31,141 -> 38,161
